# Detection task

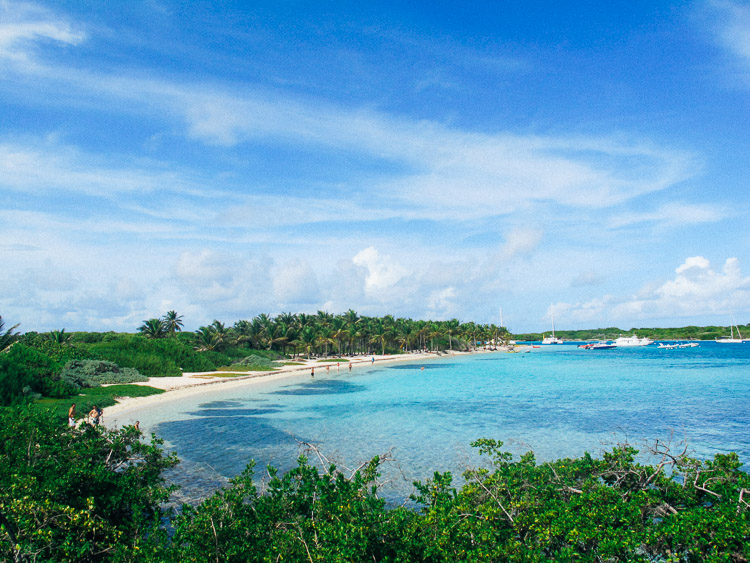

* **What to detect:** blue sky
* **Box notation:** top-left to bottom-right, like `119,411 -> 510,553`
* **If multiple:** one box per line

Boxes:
1,0 -> 749,333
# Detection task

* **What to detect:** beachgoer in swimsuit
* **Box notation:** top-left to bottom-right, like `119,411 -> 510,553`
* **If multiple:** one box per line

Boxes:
311,367 -> 315,377
89,405 -> 100,426
68,403 -> 76,427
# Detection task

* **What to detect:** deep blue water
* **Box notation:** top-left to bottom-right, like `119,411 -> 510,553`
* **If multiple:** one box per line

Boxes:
120,342 -> 750,501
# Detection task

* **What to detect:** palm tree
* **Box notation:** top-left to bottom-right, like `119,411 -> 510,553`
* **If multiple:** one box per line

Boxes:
0,315 -> 19,352
444,319 -> 460,350
209,320 -> 229,351
331,317 -> 347,356
233,319 -> 257,348
317,326 -> 335,357
296,326 -> 318,359
48,329 -> 71,344
138,318 -> 166,339
194,325 -> 220,351
162,310 -> 184,336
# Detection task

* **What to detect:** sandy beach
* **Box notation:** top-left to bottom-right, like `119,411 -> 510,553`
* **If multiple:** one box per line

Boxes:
104,349 -> 494,426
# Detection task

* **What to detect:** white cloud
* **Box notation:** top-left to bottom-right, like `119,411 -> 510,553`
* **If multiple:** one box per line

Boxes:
352,246 -> 407,296
708,0 -> 750,68
0,142 -> 197,196
610,202 -> 727,229
0,1 -> 84,62
554,256 -> 750,325
499,228 -> 544,258
272,259 -> 321,304
426,286 -> 457,318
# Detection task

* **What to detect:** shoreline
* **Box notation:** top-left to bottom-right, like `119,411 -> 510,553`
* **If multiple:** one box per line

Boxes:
104,348 -> 501,427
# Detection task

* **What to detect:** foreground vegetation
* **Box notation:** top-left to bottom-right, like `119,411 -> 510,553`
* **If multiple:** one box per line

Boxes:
1,408 -> 748,562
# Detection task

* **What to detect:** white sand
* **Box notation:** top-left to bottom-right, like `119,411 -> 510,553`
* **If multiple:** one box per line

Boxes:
104,350 -> 492,425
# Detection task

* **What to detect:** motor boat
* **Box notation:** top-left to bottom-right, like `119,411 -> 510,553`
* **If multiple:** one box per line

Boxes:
613,334 -> 654,347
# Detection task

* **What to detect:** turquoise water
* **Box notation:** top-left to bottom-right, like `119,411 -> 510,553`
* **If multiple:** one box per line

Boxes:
127,343 -> 750,501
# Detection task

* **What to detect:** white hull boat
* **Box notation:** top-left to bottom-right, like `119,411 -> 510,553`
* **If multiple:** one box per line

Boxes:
542,313 -> 563,344
613,334 -> 654,347
715,318 -> 749,343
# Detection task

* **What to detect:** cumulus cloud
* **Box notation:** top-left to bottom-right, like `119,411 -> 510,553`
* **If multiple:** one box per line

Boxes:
426,286 -> 457,318
554,256 -> 750,325
272,259 -> 321,304
352,247 -> 407,296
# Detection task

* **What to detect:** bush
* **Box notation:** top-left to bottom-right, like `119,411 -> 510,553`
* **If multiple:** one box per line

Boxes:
60,359 -> 148,388
81,335 -> 219,376
0,407 -> 177,562
245,349 -> 285,360
230,355 -> 283,370
0,344 -> 73,405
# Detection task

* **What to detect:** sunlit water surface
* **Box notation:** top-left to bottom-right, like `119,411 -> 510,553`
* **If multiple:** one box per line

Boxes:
116,343 -> 750,502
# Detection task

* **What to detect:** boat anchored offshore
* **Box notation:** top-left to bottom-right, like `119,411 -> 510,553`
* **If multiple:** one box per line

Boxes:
542,313 -> 563,344
658,342 -> 700,349
579,341 -> 616,350
715,317 -> 749,343
613,334 -> 654,347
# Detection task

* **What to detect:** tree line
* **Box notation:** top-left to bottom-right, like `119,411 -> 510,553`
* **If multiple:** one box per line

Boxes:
137,310 -> 510,357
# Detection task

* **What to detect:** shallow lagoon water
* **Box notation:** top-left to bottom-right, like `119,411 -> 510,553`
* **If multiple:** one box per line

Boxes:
127,342 -> 750,501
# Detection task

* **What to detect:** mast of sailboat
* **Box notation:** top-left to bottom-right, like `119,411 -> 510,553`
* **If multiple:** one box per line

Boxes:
551,312 -> 556,338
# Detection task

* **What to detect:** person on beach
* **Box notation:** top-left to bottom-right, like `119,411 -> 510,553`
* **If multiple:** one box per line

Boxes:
326,365 -> 330,374
337,362 -> 340,372
68,403 -> 76,427
134,421 -> 140,431
371,357 -> 375,364
88,405 -> 101,426
349,362 -> 352,371
311,367 -> 315,377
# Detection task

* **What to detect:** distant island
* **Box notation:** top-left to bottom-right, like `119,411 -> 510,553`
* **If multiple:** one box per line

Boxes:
512,323 -> 749,342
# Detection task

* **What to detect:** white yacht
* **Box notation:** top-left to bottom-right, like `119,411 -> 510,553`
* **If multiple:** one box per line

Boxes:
542,314 -> 563,344
613,334 -> 654,347
715,317 -> 749,343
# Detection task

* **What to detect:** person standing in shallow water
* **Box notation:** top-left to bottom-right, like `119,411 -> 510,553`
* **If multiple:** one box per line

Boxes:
311,366 -> 315,377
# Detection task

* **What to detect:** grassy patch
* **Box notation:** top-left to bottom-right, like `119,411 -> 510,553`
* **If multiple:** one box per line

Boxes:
33,385 -> 164,422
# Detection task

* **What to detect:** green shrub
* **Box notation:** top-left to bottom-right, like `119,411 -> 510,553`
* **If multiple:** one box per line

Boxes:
0,407 -> 177,562
60,359 -> 148,388
81,335 -> 219,376
230,355 -> 283,370
245,348 -> 285,360
0,344 -> 73,405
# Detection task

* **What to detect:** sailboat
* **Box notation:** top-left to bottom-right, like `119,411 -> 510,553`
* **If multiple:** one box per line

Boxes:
715,316 -> 749,343
542,313 -> 563,344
